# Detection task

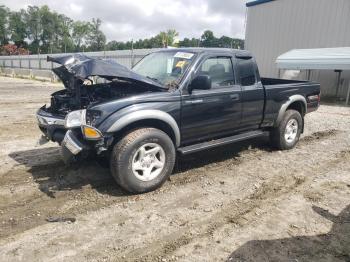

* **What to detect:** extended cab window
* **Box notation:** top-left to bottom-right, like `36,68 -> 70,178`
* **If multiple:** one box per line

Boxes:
237,59 -> 257,86
199,57 -> 235,88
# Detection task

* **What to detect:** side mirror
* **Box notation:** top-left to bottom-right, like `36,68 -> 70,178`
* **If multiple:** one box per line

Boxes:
188,75 -> 211,93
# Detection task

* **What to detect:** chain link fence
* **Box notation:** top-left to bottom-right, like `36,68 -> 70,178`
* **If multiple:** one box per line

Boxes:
0,48 -> 156,81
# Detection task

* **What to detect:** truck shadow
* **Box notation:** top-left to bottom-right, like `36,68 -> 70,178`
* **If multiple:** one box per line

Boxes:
227,205 -> 350,262
8,147 -> 124,198
175,136 -> 271,173
8,137 -> 271,198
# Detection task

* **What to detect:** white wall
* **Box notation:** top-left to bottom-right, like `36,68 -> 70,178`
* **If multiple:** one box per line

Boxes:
245,0 -> 350,97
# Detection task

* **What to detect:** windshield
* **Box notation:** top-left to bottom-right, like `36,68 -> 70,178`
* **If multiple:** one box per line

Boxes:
132,51 -> 195,88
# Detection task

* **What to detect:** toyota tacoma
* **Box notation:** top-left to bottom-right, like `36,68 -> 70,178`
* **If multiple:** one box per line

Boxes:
36,49 -> 320,193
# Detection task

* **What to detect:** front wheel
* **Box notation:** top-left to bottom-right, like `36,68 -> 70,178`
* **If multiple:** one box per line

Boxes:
110,128 -> 176,194
270,109 -> 303,150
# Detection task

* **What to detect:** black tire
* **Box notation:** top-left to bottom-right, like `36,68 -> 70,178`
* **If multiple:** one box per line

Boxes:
110,128 -> 176,194
270,109 -> 303,150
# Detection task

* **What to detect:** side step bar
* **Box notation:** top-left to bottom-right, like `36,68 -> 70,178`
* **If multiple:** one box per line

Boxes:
178,130 -> 266,155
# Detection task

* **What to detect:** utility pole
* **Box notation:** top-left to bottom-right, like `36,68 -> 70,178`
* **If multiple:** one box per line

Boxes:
131,39 -> 134,67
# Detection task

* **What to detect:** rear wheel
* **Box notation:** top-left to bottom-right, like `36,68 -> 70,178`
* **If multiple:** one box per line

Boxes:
110,128 -> 176,193
270,109 -> 302,150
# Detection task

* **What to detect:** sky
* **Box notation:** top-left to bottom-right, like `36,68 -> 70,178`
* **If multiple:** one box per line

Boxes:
1,0 -> 248,42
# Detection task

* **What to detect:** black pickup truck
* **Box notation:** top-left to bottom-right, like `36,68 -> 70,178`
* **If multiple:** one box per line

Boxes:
36,48 -> 320,193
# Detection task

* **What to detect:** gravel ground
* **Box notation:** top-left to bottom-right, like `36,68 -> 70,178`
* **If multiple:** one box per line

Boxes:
0,76 -> 349,262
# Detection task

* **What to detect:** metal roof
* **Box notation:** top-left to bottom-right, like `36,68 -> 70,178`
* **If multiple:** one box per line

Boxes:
276,47 -> 350,70
246,0 -> 275,7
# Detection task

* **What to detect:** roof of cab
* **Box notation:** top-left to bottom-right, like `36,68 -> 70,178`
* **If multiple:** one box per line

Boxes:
153,48 -> 252,57
246,0 -> 275,7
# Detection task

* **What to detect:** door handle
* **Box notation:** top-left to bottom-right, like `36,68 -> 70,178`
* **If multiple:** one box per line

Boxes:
230,94 -> 239,101
185,99 -> 203,105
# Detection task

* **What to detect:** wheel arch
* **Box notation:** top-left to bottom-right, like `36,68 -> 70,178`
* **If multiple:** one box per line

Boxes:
106,110 -> 180,147
287,101 -> 306,116
275,95 -> 307,127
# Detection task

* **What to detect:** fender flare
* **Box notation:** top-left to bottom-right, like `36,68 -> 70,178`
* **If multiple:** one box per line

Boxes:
107,109 -> 181,147
275,95 -> 307,127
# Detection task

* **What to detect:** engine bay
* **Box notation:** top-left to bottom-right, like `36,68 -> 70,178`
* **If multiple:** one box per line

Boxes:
47,79 -> 157,116
42,54 -> 168,116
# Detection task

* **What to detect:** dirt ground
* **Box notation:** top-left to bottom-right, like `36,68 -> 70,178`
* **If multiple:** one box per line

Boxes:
0,76 -> 349,262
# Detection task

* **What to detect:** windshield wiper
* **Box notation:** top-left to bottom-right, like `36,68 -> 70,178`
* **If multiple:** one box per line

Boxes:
146,76 -> 161,83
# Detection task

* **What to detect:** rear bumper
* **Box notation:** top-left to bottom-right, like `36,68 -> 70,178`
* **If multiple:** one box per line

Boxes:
307,101 -> 320,113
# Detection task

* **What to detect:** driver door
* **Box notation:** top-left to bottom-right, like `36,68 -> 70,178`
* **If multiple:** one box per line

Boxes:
180,56 -> 242,145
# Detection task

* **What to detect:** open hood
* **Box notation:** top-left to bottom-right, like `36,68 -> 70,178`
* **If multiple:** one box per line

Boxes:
48,54 -> 166,90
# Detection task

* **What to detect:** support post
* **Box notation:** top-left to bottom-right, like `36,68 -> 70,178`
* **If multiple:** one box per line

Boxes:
307,69 -> 311,80
335,70 -> 342,98
346,80 -> 350,106
131,39 -> 134,68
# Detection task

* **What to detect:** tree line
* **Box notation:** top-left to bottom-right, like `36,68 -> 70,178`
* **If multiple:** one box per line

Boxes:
0,4 -> 244,55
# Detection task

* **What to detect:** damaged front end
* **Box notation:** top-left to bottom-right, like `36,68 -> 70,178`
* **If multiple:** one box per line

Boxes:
36,54 -> 166,163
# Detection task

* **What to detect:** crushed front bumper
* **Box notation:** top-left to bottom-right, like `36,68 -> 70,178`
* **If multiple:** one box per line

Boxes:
60,130 -> 87,165
37,106 -> 109,164
62,130 -> 83,155
36,107 -> 66,143
36,112 -> 65,126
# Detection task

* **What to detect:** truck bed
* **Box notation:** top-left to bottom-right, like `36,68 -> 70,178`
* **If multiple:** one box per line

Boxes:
261,77 -> 321,127
261,77 -> 310,86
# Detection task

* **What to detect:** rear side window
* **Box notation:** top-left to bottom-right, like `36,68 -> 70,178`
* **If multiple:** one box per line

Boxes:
199,57 -> 235,88
238,59 -> 256,86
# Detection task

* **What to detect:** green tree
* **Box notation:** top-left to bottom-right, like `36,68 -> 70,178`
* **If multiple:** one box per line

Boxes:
25,6 -> 42,53
87,18 -> 106,51
158,29 -> 179,47
0,4 -> 245,55
166,29 -> 179,47
218,36 -> 244,49
106,40 -> 120,50
72,21 -> 91,52
57,14 -> 74,53
39,5 -> 58,53
8,10 -> 27,47
201,30 -> 216,47
159,31 -> 167,47
0,5 -> 9,45
179,37 -> 200,47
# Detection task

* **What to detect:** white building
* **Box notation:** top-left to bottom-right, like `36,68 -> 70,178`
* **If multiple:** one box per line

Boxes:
245,0 -> 350,99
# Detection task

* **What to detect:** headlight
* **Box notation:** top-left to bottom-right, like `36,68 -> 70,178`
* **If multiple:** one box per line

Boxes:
82,125 -> 102,140
65,109 -> 86,128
